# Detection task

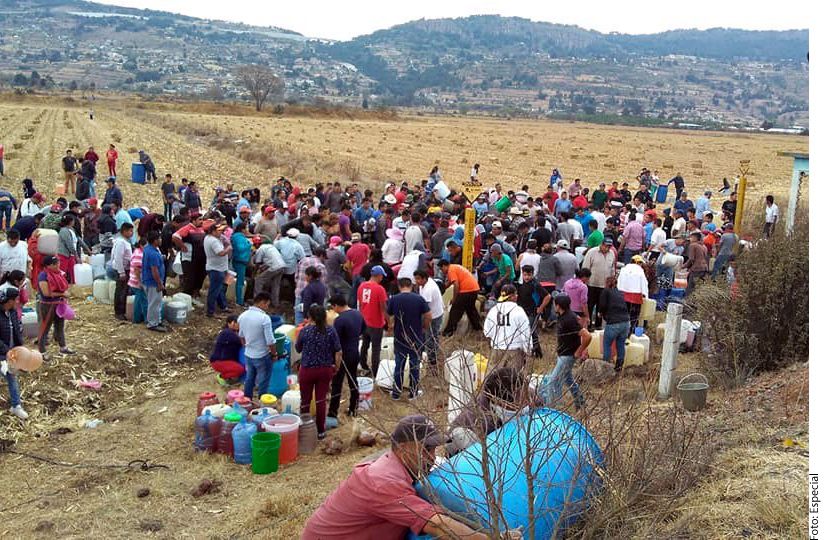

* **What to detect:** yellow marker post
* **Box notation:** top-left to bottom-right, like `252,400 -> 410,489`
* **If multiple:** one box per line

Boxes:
734,160 -> 749,236
462,207 -> 475,270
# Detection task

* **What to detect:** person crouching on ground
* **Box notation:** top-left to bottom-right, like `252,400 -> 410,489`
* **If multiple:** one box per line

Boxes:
445,367 -> 530,457
303,414 -> 519,540
210,315 -> 245,385
0,287 -> 29,419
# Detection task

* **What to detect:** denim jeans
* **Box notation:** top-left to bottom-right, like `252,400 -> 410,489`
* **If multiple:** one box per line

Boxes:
359,326 -> 383,376
4,370 -> 20,407
145,285 -> 163,328
131,286 -> 147,324
546,355 -> 585,410
711,254 -> 730,279
0,202 -> 12,230
243,354 -> 272,399
423,316 -> 442,366
232,261 -> 247,305
622,248 -> 641,264
207,270 -> 227,315
392,342 -> 420,399
603,321 -> 630,370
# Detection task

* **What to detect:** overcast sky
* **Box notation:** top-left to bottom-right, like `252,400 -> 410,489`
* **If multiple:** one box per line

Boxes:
96,0 -> 808,41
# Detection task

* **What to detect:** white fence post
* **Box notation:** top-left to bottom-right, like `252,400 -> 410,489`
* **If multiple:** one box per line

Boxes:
658,302 -> 683,399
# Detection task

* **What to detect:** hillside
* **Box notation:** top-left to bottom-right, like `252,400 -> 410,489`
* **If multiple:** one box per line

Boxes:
0,2 -> 809,128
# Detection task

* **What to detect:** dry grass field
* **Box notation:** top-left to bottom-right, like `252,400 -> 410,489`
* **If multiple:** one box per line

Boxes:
0,98 -> 808,213
0,98 -> 808,539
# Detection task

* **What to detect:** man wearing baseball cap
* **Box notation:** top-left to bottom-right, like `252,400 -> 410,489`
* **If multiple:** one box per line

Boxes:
256,205 -> 280,241
303,415 -> 512,539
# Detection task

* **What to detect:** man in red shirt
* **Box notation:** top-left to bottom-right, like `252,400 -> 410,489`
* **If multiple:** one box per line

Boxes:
358,265 -> 388,376
542,184 -> 559,214
303,415 -> 498,540
346,232 -> 370,276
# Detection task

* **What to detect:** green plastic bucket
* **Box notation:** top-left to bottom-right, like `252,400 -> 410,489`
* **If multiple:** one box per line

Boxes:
274,334 -> 287,357
251,432 -> 281,474
494,196 -> 512,213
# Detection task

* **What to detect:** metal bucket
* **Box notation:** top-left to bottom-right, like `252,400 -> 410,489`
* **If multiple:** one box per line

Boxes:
677,373 -> 709,411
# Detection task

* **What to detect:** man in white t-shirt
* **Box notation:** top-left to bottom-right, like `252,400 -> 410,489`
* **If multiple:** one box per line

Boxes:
414,270 -> 445,368
0,230 -> 30,276
483,284 -> 532,369
671,209 -> 687,239
590,208 -> 607,232
649,218 -> 667,254
763,194 -> 779,238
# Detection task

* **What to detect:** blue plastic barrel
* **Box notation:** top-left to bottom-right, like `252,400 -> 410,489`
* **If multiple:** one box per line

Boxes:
270,315 -> 283,331
268,357 -> 290,398
655,184 -> 668,203
409,409 -> 603,539
237,346 -> 247,384
131,162 -> 145,184
668,287 -> 686,300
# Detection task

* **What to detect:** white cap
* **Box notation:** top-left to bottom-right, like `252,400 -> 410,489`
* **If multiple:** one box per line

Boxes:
384,194 -> 397,205
287,228 -> 299,238
556,239 -> 570,250
492,221 -> 503,228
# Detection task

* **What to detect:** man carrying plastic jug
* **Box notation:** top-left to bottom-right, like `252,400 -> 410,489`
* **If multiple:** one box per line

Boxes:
303,414 -> 521,540
0,287 -> 29,420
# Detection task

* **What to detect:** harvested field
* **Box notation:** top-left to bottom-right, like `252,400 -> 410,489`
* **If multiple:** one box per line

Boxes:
0,99 -> 808,538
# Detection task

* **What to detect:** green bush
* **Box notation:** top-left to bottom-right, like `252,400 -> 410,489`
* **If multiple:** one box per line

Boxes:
691,218 -> 808,385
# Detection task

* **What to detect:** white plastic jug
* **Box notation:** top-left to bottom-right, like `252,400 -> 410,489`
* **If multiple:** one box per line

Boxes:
90,253 -> 105,269
279,390 -> 301,415
37,229 -> 59,255
172,292 -> 193,312
74,263 -> 94,287
587,330 -> 603,360
624,342 -> 646,367
445,350 -> 477,424
380,336 -> 394,363
639,298 -> 656,324
375,359 -> 411,390
629,333 -> 651,362
93,279 -> 112,304
357,377 -> 374,411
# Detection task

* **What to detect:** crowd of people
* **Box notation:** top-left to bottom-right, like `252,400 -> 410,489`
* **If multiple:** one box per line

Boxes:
0,148 -> 785,538
0,157 -> 777,424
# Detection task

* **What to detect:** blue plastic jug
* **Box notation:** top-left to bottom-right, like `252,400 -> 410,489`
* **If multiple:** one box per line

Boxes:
232,417 -> 257,465
268,357 -> 290,398
194,410 -> 216,452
